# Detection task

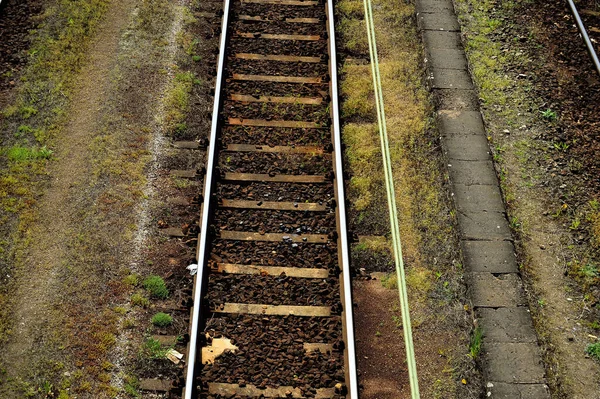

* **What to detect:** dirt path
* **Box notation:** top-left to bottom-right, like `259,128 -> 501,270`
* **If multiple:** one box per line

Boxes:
0,0 -> 138,392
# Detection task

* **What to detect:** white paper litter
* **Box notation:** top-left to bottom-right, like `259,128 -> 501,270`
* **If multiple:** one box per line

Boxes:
186,263 -> 198,275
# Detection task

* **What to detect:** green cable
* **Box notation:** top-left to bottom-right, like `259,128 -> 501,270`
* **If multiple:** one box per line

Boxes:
362,0 -> 421,397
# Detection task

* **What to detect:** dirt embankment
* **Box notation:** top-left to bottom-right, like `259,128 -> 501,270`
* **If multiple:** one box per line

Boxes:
454,0 -> 600,397
0,0 -> 200,396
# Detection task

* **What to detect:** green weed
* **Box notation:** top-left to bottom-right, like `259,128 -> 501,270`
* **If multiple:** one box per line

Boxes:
143,275 -> 169,299
4,146 -> 53,162
151,312 -> 173,327
540,108 -> 557,121
143,338 -> 170,359
130,293 -> 149,308
586,342 -> 600,361
381,273 -> 398,290
469,326 -> 483,359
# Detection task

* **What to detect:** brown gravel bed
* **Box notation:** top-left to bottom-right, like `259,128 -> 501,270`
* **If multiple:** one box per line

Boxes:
206,314 -> 342,342
222,126 -> 330,146
228,58 -> 328,77
201,314 -> 345,392
207,274 -> 341,307
230,38 -> 327,57
227,81 -> 328,97
223,101 -> 328,123
217,182 -> 334,203
220,152 -> 331,175
201,349 -> 345,395
215,209 -> 335,234
234,20 -> 325,35
211,240 -> 338,269
235,3 -> 325,20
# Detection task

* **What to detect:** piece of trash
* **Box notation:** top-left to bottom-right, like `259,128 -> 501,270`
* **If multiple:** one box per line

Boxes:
166,348 -> 183,364
186,264 -> 198,276
202,337 -> 238,364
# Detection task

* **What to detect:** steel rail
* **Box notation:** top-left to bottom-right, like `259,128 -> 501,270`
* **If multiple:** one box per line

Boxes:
566,0 -> 600,76
363,0 -> 420,397
326,0 -> 359,396
184,0 -> 232,395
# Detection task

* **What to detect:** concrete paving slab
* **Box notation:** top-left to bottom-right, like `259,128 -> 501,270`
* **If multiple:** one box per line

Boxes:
443,134 -> 491,161
485,382 -> 551,399
416,0 -> 454,14
426,48 -> 467,70
462,240 -> 518,273
452,184 -> 504,212
437,110 -> 485,135
482,343 -> 546,383
477,307 -> 538,343
423,30 -> 462,49
433,88 -> 479,111
429,68 -> 473,89
447,160 -> 498,186
458,210 -> 511,241
470,273 -> 526,308
417,12 -> 460,32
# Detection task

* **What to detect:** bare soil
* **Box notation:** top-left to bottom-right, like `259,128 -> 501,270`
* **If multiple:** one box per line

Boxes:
0,0 -> 138,390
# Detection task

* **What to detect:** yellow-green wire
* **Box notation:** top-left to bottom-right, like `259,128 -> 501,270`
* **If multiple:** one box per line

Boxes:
362,0 -> 421,397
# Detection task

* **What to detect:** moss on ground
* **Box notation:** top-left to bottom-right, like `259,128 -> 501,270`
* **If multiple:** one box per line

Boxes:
337,0 -> 476,396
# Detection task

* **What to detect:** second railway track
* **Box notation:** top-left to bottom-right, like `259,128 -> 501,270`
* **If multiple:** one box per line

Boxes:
184,0 -> 358,397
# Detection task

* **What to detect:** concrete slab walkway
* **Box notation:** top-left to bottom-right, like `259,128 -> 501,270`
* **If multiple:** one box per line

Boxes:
415,0 -> 550,397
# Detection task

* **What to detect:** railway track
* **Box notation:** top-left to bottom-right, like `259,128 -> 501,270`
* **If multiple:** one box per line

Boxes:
183,0 -> 358,397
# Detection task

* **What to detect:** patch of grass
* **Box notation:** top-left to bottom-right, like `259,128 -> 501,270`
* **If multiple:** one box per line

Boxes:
131,292 -> 149,308
338,18 -> 368,54
143,275 -> 169,299
586,342 -> 600,361
151,312 -> 173,327
3,146 -> 53,162
381,273 -> 398,290
469,326 -> 483,359
162,70 -> 194,136
540,108 -> 557,122
580,263 -> 598,279
123,273 -> 139,287
143,338 -> 170,359
123,375 -> 140,397
340,67 -> 374,120
342,123 -> 379,210
406,267 -> 433,294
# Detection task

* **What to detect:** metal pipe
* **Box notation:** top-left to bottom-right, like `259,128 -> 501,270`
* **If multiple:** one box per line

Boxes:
184,0 -> 232,396
326,0 -> 359,397
566,0 -> 600,76
363,0 -> 420,396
